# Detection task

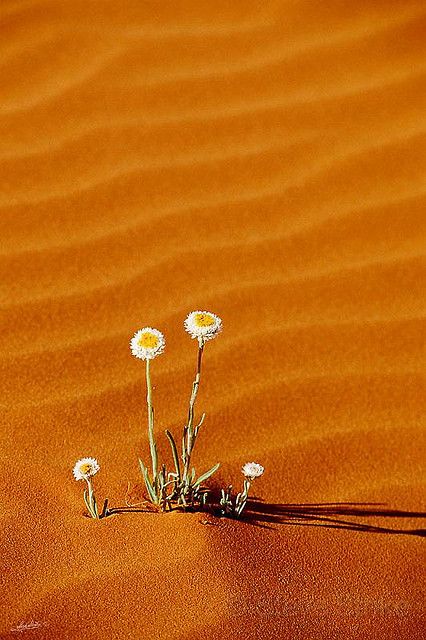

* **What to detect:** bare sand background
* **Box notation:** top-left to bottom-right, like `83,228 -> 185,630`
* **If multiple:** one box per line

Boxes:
1,1 -> 425,638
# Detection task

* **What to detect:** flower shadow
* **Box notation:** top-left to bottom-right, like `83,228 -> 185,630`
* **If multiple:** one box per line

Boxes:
242,500 -> 426,536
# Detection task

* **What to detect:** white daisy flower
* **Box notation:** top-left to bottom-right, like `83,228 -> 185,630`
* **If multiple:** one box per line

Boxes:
241,462 -> 264,480
130,327 -> 165,360
184,311 -> 222,343
73,457 -> 100,481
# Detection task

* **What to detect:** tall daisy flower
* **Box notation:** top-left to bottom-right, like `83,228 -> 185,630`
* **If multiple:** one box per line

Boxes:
73,457 -> 101,519
130,327 -> 165,504
177,311 -> 222,501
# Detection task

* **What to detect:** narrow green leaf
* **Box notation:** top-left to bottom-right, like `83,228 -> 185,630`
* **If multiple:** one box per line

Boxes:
149,430 -> 158,482
236,500 -> 246,517
193,462 -> 220,489
182,426 -> 188,460
83,488 -> 96,518
194,412 -> 206,436
139,458 -> 157,504
165,429 -> 181,479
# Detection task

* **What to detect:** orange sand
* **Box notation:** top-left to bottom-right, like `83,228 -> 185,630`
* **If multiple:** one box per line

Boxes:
1,1 -> 425,638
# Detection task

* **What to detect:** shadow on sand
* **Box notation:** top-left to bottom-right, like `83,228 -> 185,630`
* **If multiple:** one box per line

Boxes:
95,496 -> 426,537
242,500 -> 426,536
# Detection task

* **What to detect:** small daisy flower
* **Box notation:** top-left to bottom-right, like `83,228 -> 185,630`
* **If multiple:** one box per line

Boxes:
221,462 -> 265,518
184,311 -> 222,343
130,327 -> 165,360
73,458 -> 103,519
241,462 -> 264,481
73,457 -> 100,481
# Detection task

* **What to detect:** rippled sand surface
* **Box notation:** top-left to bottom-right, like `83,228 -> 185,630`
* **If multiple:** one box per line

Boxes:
1,1 -> 425,638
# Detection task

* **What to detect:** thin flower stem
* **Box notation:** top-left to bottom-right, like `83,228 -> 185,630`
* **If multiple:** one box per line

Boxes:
183,339 -> 204,485
188,340 -> 204,431
86,478 -> 99,519
145,358 -> 158,484
236,479 -> 251,517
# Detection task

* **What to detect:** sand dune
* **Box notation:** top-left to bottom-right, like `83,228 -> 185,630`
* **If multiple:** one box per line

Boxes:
1,1 -> 425,638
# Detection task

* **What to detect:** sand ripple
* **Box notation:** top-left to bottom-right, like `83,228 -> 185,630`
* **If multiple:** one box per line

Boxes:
1,1 -> 425,638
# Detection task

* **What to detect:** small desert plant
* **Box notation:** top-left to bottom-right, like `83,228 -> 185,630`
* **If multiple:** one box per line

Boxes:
71,312 -> 267,520
130,312 -> 222,511
73,457 -> 102,519
220,462 -> 264,518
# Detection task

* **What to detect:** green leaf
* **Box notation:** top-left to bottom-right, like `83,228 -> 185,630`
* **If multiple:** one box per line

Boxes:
182,427 -> 188,460
194,412 -> 206,437
83,488 -> 96,518
139,458 -> 157,504
236,493 -> 247,517
165,429 -> 181,479
193,462 -> 220,489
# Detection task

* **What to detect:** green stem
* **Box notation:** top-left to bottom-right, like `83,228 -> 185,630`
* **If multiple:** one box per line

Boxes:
183,339 -> 204,484
188,340 -> 204,431
86,478 -> 99,519
145,358 -> 158,484
236,479 -> 251,517
165,429 -> 181,479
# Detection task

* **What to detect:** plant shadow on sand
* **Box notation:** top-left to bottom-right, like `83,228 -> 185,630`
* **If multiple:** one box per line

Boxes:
92,488 -> 426,537
242,499 -> 426,536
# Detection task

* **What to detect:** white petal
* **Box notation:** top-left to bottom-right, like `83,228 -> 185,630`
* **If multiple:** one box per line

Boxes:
130,327 -> 165,360
184,311 -> 222,342
73,457 -> 100,481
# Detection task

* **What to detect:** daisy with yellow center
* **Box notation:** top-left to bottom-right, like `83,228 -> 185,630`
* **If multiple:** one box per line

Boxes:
130,326 -> 166,504
184,310 -> 222,345
73,457 -> 101,519
130,327 -> 165,360
73,457 -> 99,481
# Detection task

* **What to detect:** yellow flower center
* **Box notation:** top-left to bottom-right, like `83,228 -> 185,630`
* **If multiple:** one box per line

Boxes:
194,313 -> 215,327
138,332 -> 159,349
79,463 -> 92,476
